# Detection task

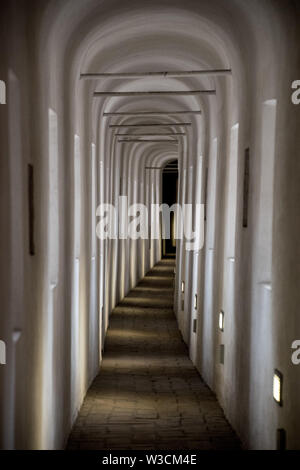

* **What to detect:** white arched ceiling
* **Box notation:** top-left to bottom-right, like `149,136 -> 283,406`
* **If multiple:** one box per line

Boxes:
31,0 -> 287,230
35,0 -> 287,208
35,0 -> 290,187
38,0 -> 252,137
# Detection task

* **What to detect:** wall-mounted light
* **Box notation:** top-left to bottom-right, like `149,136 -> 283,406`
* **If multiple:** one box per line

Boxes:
273,369 -> 283,406
181,281 -> 185,293
219,310 -> 224,331
194,294 -> 198,310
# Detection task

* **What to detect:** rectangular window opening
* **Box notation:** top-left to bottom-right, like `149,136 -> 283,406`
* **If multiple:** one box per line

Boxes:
28,164 -> 35,255
242,148 -> 250,228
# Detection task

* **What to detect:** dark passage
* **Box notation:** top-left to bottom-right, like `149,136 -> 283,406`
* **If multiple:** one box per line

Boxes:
162,160 -> 178,256
67,259 -> 240,450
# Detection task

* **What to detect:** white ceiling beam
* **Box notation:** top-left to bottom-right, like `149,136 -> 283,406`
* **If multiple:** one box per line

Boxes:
103,110 -> 201,116
115,132 -> 185,136
94,90 -> 215,97
118,139 -> 178,143
81,69 -> 231,79
109,122 -> 191,128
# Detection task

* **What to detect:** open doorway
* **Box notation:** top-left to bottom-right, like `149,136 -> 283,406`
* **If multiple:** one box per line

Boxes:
162,160 -> 178,258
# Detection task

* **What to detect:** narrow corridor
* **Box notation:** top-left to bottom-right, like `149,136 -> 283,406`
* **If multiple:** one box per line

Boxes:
1,1 -> 300,451
67,260 -> 240,450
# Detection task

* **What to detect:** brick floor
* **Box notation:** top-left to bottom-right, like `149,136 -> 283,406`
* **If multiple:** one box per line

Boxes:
67,259 -> 241,450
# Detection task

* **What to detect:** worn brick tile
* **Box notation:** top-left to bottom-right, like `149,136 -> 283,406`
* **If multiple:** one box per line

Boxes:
67,260 -> 241,451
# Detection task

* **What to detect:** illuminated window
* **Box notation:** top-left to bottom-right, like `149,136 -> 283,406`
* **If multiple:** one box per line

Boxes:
42,108 -> 59,446
207,138 -> 218,249
226,124 -> 239,258
48,109 -> 59,281
0,79 -> 6,104
242,148 -> 250,228
71,135 -> 81,412
91,143 -> 96,258
258,100 -> 277,282
0,340 -> 6,365
74,135 -> 81,257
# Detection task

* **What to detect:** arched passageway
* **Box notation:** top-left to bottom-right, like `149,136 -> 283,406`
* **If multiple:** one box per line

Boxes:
161,160 -> 178,257
0,0 -> 300,451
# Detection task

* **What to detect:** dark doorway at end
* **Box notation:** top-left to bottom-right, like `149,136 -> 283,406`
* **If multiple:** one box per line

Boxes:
162,159 -> 178,259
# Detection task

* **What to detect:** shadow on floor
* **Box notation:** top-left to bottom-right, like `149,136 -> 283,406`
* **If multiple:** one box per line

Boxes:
67,259 -> 241,450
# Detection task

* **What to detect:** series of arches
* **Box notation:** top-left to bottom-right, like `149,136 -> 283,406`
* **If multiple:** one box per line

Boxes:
0,0 -> 300,450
